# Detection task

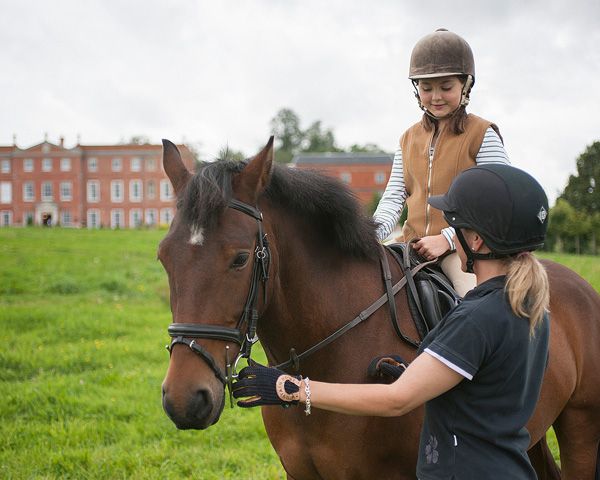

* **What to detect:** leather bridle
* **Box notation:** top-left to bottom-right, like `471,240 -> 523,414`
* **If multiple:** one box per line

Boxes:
165,197 -> 428,408
166,198 -> 271,404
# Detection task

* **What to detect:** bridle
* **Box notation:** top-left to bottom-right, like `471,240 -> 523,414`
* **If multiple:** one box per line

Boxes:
165,197 -> 428,408
166,198 -> 271,405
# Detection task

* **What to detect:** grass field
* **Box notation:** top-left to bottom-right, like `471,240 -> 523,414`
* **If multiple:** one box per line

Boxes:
1,228 -> 597,478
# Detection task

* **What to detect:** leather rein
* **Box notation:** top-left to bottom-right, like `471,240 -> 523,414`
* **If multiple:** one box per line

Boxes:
165,198 -> 429,406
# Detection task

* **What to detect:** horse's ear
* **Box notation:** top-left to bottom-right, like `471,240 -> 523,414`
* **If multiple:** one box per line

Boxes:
162,139 -> 192,194
233,136 -> 274,203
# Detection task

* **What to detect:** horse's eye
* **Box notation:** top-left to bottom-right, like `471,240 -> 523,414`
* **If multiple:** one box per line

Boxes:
231,253 -> 250,268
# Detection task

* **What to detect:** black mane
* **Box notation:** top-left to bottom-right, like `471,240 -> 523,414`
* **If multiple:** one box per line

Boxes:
180,158 -> 382,259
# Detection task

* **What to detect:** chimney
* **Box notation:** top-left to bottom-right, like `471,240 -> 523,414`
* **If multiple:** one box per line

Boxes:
60,136 -> 65,147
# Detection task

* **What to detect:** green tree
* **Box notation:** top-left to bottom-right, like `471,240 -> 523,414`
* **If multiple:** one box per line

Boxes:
559,141 -> 600,215
349,143 -> 386,153
302,121 -> 341,153
547,199 -> 575,253
270,108 -> 303,163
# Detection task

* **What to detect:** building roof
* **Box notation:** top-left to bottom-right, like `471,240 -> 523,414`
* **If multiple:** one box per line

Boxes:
292,152 -> 393,166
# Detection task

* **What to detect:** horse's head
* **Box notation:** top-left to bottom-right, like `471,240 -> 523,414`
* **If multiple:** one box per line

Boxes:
159,137 -> 274,430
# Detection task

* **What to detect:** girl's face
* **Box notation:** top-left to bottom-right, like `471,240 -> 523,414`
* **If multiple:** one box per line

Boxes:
417,76 -> 464,120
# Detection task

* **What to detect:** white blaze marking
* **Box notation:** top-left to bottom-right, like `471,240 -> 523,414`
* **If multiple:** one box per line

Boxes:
189,226 -> 205,246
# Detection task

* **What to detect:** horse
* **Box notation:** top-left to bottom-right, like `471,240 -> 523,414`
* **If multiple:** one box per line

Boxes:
159,137 -> 600,479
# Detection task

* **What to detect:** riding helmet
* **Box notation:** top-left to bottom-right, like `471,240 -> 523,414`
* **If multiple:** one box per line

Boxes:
427,164 -> 549,256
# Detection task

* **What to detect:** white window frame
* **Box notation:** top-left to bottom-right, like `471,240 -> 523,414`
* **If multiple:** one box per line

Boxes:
130,209 -> 143,228
160,179 -> 172,201
147,180 -> 156,199
1,210 -> 12,227
111,180 -> 124,203
41,182 -> 53,201
87,180 -> 100,203
340,172 -> 352,183
61,211 -> 72,227
145,208 -> 157,227
88,157 -> 98,172
60,181 -> 72,201
1,182 -> 12,204
146,157 -> 156,171
24,158 -> 34,172
374,172 -> 386,184
130,157 -> 141,172
60,157 -> 71,172
1,159 -> 10,173
87,209 -> 100,229
111,209 -> 124,229
23,182 -> 35,202
112,157 -> 122,172
129,180 -> 142,202
161,208 -> 173,226
42,158 -> 52,172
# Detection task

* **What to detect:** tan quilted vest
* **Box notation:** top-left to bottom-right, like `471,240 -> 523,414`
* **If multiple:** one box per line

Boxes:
398,114 -> 494,242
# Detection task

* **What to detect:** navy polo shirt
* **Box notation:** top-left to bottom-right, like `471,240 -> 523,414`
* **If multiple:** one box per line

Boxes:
416,276 -> 550,480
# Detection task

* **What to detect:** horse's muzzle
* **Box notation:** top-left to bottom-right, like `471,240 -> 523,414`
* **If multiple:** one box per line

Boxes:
162,382 -> 224,430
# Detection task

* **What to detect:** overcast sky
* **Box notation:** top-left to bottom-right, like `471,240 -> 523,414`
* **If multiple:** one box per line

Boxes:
2,0 -> 599,204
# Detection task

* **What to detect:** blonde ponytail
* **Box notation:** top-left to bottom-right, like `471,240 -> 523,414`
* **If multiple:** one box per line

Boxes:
504,253 -> 549,338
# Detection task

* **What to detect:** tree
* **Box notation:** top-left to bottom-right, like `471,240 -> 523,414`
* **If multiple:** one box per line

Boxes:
559,141 -> 600,215
302,121 -> 341,153
270,108 -> 303,163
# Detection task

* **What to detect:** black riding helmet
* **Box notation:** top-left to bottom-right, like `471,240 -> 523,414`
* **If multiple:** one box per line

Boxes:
428,164 -> 549,272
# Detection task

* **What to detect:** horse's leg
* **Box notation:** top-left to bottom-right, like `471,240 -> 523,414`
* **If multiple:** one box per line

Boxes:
554,406 -> 600,479
528,436 -> 561,480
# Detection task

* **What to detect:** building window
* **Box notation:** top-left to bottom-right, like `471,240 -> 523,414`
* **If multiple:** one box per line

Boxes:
147,180 -> 156,199
130,180 -> 142,202
1,211 -> 12,227
87,209 -> 100,229
161,208 -> 173,226
160,180 -> 172,201
60,182 -> 72,201
111,209 -> 124,229
60,157 -> 71,172
1,182 -> 12,204
146,157 -> 156,171
88,157 -> 98,172
24,158 -> 34,172
1,159 -> 10,173
130,209 -> 142,228
87,181 -> 100,202
374,172 -> 386,184
42,182 -> 53,201
61,211 -> 72,227
131,157 -> 141,172
112,157 -> 122,172
145,209 -> 157,226
111,180 -> 124,203
23,182 -> 35,202
42,158 -> 52,172
340,172 -> 352,183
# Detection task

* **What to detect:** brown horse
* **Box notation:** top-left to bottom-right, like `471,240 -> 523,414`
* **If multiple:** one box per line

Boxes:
159,137 -> 600,479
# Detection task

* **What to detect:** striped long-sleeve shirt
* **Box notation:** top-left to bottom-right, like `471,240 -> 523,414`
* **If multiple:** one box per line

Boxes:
373,126 -> 510,246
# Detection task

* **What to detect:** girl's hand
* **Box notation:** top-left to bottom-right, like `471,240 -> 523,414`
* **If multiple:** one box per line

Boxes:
412,234 -> 450,260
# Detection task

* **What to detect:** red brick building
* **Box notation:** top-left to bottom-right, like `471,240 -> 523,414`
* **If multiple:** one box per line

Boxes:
0,138 -> 195,228
291,152 -> 393,205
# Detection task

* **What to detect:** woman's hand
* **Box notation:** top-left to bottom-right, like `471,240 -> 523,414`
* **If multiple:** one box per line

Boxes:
413,234 -> 450,260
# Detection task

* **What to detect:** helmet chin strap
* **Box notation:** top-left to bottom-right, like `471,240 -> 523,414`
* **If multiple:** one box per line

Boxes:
454,228 -> 500,274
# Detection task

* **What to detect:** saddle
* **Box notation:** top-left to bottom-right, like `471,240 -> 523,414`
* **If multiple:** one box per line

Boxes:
385,240 -> 459,341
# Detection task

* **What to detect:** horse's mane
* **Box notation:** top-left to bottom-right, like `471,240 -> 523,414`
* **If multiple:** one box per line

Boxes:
180,156 -> 382,260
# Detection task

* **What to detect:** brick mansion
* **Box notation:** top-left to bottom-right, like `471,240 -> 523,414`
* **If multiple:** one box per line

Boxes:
0,137 -> 195,228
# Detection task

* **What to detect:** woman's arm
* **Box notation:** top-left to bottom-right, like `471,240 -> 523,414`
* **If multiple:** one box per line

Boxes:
298,352 -> 464,417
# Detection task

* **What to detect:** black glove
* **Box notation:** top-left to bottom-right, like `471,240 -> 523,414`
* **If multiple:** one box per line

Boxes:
232,359 -> 302,408
367,354 -> 409,380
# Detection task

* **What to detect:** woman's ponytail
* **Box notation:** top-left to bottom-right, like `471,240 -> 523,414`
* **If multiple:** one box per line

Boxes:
505,253 -> 549,338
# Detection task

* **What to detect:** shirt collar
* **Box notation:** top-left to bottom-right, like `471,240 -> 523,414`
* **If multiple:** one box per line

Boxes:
463,275 -> 506,300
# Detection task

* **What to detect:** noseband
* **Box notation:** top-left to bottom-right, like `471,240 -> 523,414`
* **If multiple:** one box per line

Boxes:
166,198 -> 271,404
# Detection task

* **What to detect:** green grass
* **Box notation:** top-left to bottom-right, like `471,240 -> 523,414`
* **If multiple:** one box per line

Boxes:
0,228 -> 285,480
1,229 -> 594,478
